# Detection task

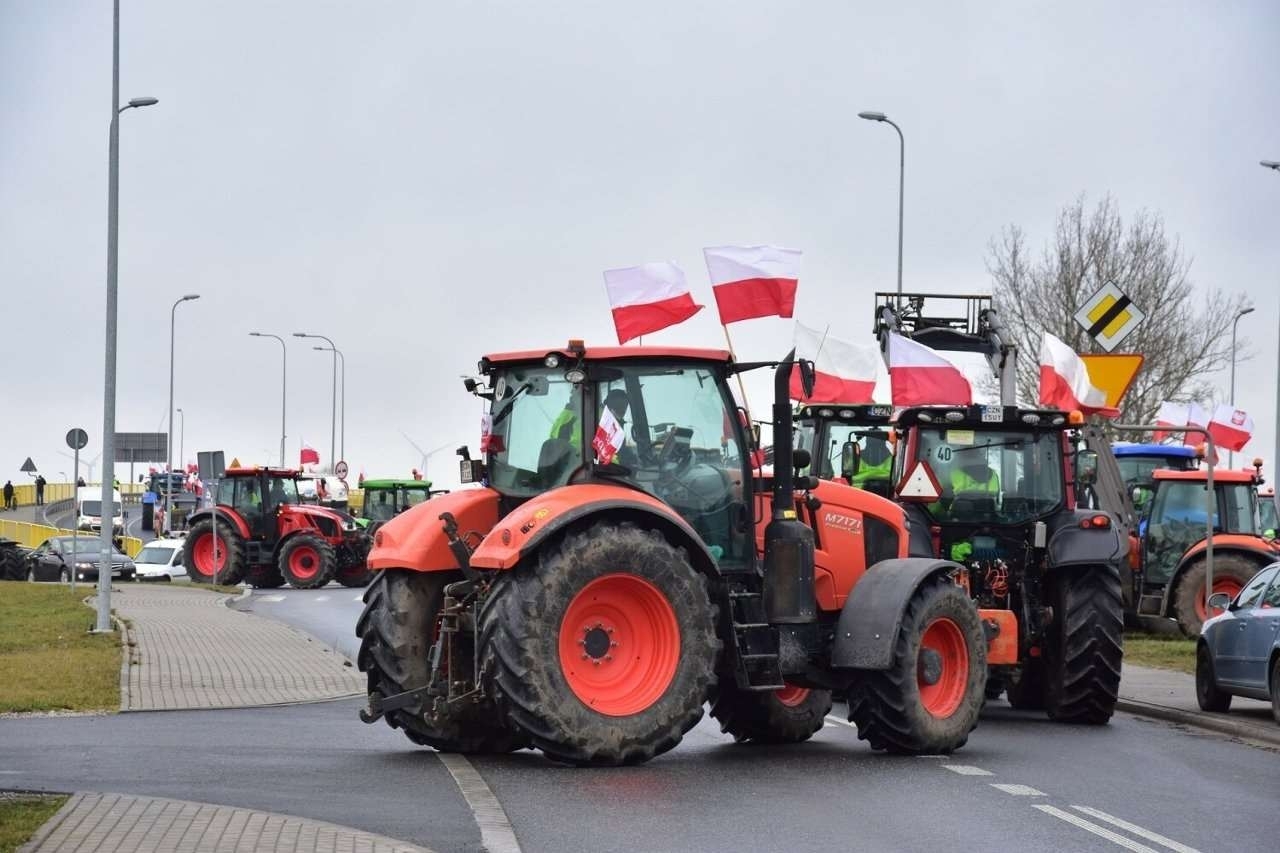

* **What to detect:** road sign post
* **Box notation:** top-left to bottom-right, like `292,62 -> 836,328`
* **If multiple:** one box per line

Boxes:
66,429 -> 88,593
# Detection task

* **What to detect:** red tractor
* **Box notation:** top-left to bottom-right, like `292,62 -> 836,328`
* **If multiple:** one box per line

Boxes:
184,467 -> 371,589
357,342 -> 1009,766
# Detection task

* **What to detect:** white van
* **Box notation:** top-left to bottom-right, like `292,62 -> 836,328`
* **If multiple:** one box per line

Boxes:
77,486 -> 124,533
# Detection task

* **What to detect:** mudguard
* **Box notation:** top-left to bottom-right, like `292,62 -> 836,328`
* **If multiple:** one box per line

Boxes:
367,488 -> 501,572
1046,522 -> 1125,570
1179,535 -> 1280,566
468,483 -> 719,574
832,557 -> 962,670
186,506 -> 250,541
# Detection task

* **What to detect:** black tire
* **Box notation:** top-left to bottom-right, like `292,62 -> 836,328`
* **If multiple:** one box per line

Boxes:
356,569 -> 524,753
1044,567 -> 1123,724
710,681 -> 832,744
1005,660 -> 1047,711
1195,643 -> 1232,712
847,575 -> 986,754
183,518 -> 247,585
1174,555 -> 1261,638
60,567 -> 70,584
983,675 -> 1006,702
278,534 -> 336,589
1270,656 -> 1280,725
479,523 -> 720,766
336,556 -> 373,588
246,564 -> 286,589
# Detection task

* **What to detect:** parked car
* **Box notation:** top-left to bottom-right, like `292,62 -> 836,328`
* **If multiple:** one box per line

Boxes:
1196,561 -> 1280,722
132,538 -> 187,581
25,536 -> 136,583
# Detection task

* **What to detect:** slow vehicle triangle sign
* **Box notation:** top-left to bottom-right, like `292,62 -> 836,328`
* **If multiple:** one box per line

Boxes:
897,460 -> 942,502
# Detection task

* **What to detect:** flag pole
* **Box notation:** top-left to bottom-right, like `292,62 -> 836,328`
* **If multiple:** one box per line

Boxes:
721,323 -> 752,417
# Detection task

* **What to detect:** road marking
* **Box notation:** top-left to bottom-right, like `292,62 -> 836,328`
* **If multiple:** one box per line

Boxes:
941,764 -> 993,776
1033,805 -> 1160,853
438,753 -> 522,853
990,783 -> 1045,796
313,595 -> 330,603
823,714 -> 857,729
352,596 -> 363,602
257,594 -> 286,603
1071,806 -> 1201,853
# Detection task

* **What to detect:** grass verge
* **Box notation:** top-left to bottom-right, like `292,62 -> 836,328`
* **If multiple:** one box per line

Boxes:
0,582 -> 121,712
0,793 -> 69,853
1125,631 -> 1196,674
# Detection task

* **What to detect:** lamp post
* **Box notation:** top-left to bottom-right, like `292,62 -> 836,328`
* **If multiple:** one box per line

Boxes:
96,0 -> 158,633
293,332 -> 338,470
313,345 -> 345,463
166,294 -> 199,532
858,110 -> 905,297
1227,307 -> 1255,467
1262,160 -> 1279,517
1262,160 -> 1280,172
176,408 -> 185,472
250,333 -> 288,466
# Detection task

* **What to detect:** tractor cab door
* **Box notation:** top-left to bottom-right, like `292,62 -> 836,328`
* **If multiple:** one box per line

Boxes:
1144,481 -> 1217,587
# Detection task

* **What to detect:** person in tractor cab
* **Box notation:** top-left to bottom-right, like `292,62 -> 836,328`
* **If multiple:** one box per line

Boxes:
549,386 -> 584,450
850,433 -> 894,493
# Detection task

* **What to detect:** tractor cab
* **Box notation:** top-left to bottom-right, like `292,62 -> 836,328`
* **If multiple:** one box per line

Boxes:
1112,443 -> 1199,513
216,468 -> 302,539
360,479 -> 440,525
794,404 -> 896,495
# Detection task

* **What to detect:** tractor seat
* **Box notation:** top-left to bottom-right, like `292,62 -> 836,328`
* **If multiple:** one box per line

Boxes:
537,438 -> 575,486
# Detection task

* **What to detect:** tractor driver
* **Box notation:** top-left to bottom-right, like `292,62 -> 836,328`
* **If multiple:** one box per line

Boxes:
850,432 -> 894,491
547,387 -> 634,464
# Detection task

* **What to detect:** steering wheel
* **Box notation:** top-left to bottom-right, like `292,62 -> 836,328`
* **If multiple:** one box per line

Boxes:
655,426 -> 694,478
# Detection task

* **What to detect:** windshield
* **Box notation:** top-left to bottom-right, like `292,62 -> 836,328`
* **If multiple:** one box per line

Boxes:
1261,496 -> 1278,536
486,366 -> 582,497
80,501 -> 121,517
911,427 -> 1064,524
59,539 -> 125,557
267,476 -> 299,504
135,545 -> 175,564
798,418 -> 895,491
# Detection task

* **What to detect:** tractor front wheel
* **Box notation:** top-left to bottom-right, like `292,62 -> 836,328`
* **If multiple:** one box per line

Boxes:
1174,555 -> 1259,637
710,681 -> 832,744
278,534 -> 336,589
1044,567 -> 1123,724
480,523 -> 719,766
848,576 -> 986,754
184,518 -> 247,585
246,564 -> 286,589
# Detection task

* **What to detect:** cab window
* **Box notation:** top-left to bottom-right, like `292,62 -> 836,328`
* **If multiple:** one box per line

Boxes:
1236,567 -> 1278,609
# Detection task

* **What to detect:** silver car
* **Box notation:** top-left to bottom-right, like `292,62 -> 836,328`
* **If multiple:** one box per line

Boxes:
1196,562 -> 1280,722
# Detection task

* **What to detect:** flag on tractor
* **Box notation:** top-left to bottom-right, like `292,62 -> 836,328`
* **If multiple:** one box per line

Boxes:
592,405 -> 626,464
1207,405 -> 1254,453
1152,401 -> 1190,443
703,245 -> 800,324
790,322 -> 878,403
886,333 -> 972,406
1038,332 -> 1118,416
300,445 -> 320,466
602,262 -> 703,344
1183,403 -> 1209,448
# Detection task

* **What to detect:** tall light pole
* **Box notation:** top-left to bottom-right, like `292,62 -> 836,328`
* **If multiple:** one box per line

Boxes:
1227,307 -> 1255,468
176,407 -> 185,473
314,345 -> 345,463
1262,160 -> 1279,520
250,332 -> 288,466
165,294 -> 199,532
858,110 -> 905,297
293,332 -> 337,470
97,0 -> 158,633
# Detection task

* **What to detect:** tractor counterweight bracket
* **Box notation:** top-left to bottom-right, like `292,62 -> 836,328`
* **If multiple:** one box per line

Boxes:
360,686 -> 431,723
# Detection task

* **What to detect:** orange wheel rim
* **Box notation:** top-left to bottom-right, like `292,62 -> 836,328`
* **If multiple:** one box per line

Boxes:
558,573 -> 680,717
918,617 -> 969,718
1197,578 -> 1244,621
775,684 -> 811,707
192,533 -> 225,574
289,546 -> 320,579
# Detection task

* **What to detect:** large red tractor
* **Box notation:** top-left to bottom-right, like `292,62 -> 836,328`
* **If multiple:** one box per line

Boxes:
357,342 -> 1007,766
184,467 -> 371,589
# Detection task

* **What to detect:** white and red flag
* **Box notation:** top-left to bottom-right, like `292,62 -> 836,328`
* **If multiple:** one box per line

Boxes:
592,406 -> 626,465
1038,333 -> 1118,417
1207,405 -> 1254,453
703,245 -> 801,324
1152,401 -> 1189,443
1183,402 -> 1209,447
603,262 -> 703,344
886,333 -> 972,406
790,322 -> 878,403
300,445 -> 320,467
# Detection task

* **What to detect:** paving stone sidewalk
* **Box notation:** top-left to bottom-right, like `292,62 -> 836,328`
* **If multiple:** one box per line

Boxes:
19,792 -> 433,853
98,585 -> 363,711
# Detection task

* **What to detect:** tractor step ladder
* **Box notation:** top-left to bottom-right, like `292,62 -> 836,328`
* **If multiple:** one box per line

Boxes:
727,587 -> 785,690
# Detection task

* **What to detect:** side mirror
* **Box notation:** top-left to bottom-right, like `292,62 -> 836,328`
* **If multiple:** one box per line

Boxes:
792,448 -> 812,472
798,358 -> 816,398
1206,592 -> 1231,612
841,442 -> 861,480
1076,450 -> 1099,486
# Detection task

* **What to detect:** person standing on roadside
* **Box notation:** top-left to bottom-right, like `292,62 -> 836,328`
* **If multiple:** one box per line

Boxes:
2,480 -> 14,511
35,474 -> 46,506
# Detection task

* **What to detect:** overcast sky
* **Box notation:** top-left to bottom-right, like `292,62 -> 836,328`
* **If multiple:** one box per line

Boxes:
2,0 -> 1277,490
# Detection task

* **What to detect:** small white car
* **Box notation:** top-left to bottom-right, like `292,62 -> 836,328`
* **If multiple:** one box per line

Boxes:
132,538 -> 187,581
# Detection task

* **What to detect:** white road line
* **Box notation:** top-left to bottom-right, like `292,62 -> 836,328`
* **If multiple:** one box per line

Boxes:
352,595 -> 363,602
823,714 -> 857,729
990,783 -> 1045,796
313,595 -> 330,603
257,594 -> 286,603
941,764 -> 993,776
1071,806 -> 1202,853
1033,805 -> 1160,853
438,753 -> 522,853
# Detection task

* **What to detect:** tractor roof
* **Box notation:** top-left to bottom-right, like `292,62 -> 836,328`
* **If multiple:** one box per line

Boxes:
481,342 -> 731,371
796,404 -> 895,424
360,479 -> 434,489
1113,443 -> 1197,459
224,466 -> 299,477
1152,469 -> 1258,484
895,405 -> 1075,429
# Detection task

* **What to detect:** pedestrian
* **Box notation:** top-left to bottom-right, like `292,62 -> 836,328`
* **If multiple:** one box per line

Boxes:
35,474 -> 46,506
77,476 -> 86,488
2,480 -> 13,511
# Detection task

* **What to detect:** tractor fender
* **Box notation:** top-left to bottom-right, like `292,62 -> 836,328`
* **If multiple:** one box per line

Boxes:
1046,518 -> 1125,571
367,488 -> 501,572
186,506 -> 250,541
468,483 -> 720,576
1178,534 -> 1280,566
831,558 -> 963,670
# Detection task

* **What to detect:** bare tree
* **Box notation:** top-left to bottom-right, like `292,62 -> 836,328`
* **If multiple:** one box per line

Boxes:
987,194 -> 1250,424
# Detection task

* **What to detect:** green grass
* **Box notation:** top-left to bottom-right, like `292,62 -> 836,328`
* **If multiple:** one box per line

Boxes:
0,794 -> 69,853
1125,631 -> 1196,674
0,582 -> 121,712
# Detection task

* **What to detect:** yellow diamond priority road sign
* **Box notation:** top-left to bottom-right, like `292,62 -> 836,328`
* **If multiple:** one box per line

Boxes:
1073,283 -> 1146,352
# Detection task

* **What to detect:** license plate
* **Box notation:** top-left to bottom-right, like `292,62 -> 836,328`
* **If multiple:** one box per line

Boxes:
980,406 -> 1003,423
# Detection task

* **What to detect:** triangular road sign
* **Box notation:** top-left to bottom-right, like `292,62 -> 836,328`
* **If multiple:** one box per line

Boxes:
229,457 -> 242,468
19,457 -> 37,473
897,460 -> 942,502
1080,354 -> 1145,409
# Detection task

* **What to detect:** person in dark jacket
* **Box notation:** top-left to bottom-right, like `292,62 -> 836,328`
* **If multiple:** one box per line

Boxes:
2,480 -> 14,511
35,475 -> 46,506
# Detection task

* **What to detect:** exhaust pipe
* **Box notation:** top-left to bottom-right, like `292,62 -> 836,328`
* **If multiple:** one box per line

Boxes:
763,349 -> 816,624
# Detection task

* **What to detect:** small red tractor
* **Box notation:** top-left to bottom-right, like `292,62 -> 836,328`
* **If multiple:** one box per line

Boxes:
184,467 -> 371,589
357,342 -> 1007,766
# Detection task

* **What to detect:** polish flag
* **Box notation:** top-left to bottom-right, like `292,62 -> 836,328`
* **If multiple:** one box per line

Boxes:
1183,403 -> 1209,448
790,322 -> 878,403
300,445 -> 320,466
592,406 -> 626,464
703,245 -> 801,325
1207,405 -> 1254,453
1152,401 -> 1189,443
886,333 -> 972,406
603,262 -> 703,344
1038,333 -> 1118,417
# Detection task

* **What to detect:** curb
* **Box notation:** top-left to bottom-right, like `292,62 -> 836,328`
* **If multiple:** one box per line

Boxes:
116,690 -> 365,714
1116,698 -> 1280,748
115,615 -> 132,712
14,790 -> 79,853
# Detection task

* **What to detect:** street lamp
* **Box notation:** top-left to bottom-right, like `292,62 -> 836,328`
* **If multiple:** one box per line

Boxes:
313,345 -> 345,463
1265,160 -> 1280,516
858,110 -> 905,297
250,333 -> 288,466
97,0 -> 158,633
1228,307 -> 1255,467
176,407 -> 185,473
293,331 -> 338,470
1262,161 -> 1280,171
166,294 -> 199,532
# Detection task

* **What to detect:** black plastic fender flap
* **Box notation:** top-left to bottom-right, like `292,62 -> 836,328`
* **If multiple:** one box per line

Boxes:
831,558 -> 962,670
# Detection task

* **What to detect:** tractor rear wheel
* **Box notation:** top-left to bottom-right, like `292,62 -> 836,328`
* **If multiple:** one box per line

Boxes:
848,575 -> 985,754
246,564 -> 286,589
184,518 -> 247,585
356,569 -> 524,753
278,534 -> 336,589
1044,567 -> 1123,724
710,681 -> 831,744
1174,555 -> 1259,637
480,523 -> 719,766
